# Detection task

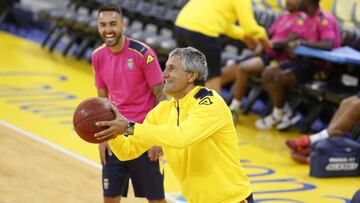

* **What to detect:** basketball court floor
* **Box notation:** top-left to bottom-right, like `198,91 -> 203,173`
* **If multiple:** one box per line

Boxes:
0,31 -> 359,202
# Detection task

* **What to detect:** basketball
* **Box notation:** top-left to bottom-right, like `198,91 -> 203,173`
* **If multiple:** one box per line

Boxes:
73,97 -> 116,143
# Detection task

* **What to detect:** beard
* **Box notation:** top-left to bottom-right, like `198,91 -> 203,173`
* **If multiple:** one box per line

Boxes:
103,34 -> 123,47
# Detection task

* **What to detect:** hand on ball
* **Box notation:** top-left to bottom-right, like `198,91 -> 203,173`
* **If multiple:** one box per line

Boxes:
95,104 -> 129,141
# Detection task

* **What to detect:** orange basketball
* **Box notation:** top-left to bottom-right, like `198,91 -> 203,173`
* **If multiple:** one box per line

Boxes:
73,97 -> 116,143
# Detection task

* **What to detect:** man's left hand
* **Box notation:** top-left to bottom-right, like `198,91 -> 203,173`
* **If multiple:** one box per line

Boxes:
95,103 -> 129,141
286,40 -> 304,59
148,146 -> 163,161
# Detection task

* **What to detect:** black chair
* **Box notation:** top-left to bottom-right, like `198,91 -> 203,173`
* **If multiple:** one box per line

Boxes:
155,0 -> 187,30
141,0 -> 174,27
132,0 -> 158,26
61,13 -> 96,56
75,19 -> 100,59
40,9 -> 75,49
120,0 -> 141,23
38,0 -> 97,53
0,0 -> 20,24
301,77 -> 358,133
341,28 -> 358,49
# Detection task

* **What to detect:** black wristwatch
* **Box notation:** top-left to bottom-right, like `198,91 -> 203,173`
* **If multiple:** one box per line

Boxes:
124,121 -> 135,136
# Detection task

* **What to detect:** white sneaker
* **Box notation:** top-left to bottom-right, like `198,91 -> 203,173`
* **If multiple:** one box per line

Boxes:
276,115 -> 292,131
276,113 -> 302,131
284,103 -> 293,118
291,114 -> 302,125
255,114 -> 281,130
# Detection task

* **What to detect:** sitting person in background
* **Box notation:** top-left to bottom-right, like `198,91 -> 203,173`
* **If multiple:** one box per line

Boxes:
255,0 -> 341,130
222,0 -> 306,123
174,0 -> 269,93
286,92 -> 360,164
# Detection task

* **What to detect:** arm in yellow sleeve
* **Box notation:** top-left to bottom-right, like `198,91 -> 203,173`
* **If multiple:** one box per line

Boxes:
108,134 -> 152,161
234,0 -> 267,39
107,108 -> 159,161
225,25 -> 246,40
135,98 -> 227,149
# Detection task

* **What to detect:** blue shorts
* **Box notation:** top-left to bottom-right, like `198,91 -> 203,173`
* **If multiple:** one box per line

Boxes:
232,54 -> 254,64
102,149 -> 165,200
260,55 -> 271,67
175,26 -> 221,79
279,60 -> 316,84
234,54 -> 271,68
357,91 -> 360,98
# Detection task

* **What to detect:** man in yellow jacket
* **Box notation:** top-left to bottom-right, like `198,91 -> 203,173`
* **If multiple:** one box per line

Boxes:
174,0 -> 269,93
95,47 -> 254,203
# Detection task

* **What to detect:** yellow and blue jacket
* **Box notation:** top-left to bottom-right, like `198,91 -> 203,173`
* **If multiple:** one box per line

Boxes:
109,86 -> 252,203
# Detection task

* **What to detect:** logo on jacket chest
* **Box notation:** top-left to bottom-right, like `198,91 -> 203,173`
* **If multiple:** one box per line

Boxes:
127,58 -> 134,70
199,97 -> 213,105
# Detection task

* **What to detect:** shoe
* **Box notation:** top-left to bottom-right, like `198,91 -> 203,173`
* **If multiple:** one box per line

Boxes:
293,145 -> 311,156
255,114 -> 281,130
290,114 -> 302,125
276,115 -> 292,131
276,114 -> 302,131
283,103 -> 293,117
286,135 -> 310,153
291,151 -> 310,164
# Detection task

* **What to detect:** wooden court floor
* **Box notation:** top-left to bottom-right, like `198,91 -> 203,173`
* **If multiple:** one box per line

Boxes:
0,123 -> 102,203
0,31 -> 359,203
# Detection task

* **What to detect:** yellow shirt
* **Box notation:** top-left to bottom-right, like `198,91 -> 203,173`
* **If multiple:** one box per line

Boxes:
175,0 -> 267,40
109,86 -> 252,203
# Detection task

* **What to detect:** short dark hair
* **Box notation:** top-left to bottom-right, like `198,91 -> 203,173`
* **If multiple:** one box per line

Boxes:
310,0 -> 320,6
98,3 -> 123,16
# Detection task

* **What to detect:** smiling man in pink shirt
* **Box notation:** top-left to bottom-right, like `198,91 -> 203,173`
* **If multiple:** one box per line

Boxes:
256,0 -> 341,131
92,3 -> 167,203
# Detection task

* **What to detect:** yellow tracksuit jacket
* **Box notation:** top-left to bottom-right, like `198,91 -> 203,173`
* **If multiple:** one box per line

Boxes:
108,86 -> 252,203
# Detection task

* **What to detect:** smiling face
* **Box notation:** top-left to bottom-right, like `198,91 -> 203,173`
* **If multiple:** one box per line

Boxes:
163,56 -> 198,100
97,11 -> 124,51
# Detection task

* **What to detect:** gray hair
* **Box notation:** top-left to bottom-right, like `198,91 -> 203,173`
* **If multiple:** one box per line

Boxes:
169,47 -> 208,86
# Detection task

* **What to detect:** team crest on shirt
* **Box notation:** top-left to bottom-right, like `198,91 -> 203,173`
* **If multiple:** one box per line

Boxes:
127,58 -> 134,70
296,19 -> 304,25
321,19 -> 329,26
